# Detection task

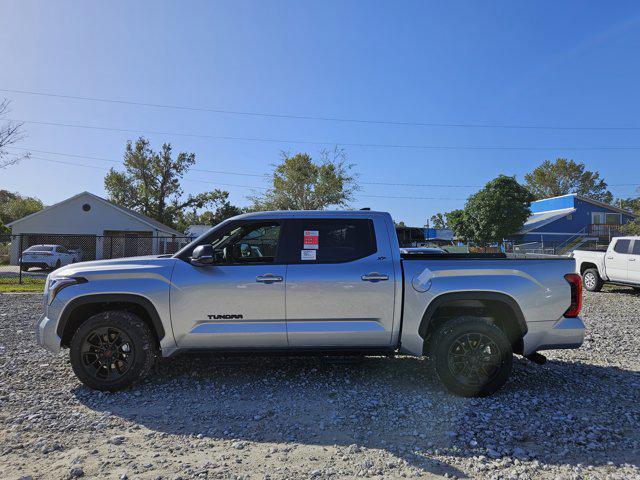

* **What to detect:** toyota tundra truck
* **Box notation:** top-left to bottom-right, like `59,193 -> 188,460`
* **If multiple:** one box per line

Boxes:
36,210 -> 584,397
573,236 -> 640,292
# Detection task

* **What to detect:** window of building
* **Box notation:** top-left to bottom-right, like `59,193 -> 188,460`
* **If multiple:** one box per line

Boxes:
605,213 -> 621,225
592,212 -> 621,225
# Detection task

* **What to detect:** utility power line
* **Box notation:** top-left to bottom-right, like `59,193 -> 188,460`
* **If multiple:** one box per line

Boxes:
12,118 -> 640,151
3,87 -> 640,131
8,146 -> 481,187
25,156 -> 467,201
10,146 -> 640,188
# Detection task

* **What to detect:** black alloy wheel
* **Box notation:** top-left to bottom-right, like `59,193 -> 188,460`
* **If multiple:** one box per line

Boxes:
81,326 -> 135,381
429,316 -> 513,397
70,311 -> 156,391
447,332 -> 502,387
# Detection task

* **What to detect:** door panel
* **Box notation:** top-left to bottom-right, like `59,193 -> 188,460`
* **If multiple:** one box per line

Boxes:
607,239 -> 630,281
170,221 -> 287,348
284,217 -> 396,347
170,261 -> 287,348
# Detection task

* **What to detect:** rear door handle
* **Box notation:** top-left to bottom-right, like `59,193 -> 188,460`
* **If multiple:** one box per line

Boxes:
361,272 -> 389,282
630,258 -> 637,262
256,274 -> 283,284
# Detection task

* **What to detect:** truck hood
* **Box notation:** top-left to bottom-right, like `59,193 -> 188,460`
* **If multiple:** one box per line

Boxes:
50,255 -> 178,279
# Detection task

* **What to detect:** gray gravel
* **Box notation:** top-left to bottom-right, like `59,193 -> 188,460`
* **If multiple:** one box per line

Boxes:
1,289 -> 639,479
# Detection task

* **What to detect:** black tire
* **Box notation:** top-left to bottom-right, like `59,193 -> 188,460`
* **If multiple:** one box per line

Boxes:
54,259 -> 61,269
429,316 -> 513,397
20,265 -> 29,272
633,287 -> 640,293
69,311 -> 157,392
582,268 -> 603,292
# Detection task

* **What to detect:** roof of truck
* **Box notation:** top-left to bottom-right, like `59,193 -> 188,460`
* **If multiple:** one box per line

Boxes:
231,210 -> 390,220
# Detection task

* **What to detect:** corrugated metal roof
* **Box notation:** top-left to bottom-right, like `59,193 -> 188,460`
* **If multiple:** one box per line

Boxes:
519,207 -> 576,233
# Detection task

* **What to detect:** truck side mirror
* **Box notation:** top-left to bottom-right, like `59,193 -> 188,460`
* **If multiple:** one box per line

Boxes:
190,245 -> 215,266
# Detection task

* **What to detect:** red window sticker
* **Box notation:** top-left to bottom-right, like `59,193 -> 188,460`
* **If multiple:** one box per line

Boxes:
303,230 -> 319,249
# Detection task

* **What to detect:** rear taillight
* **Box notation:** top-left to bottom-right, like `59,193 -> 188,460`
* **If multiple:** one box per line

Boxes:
564,273 -> 582,318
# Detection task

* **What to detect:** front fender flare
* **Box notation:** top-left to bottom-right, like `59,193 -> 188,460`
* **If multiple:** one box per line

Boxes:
56,293 -> 166,342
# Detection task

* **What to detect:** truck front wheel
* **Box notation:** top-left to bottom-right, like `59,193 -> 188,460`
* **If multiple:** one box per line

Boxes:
429,316 -> 513,397
69,311 -> 157,392
582,268 -> 603,292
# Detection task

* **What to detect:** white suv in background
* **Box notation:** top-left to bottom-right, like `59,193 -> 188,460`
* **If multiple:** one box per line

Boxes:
20,245 -> 79,271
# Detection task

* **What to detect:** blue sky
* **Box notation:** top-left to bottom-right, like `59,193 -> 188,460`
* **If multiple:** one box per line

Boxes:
2,1 -> 640,226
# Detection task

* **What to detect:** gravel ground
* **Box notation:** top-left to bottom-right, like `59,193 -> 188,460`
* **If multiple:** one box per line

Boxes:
1,289 -> 639,480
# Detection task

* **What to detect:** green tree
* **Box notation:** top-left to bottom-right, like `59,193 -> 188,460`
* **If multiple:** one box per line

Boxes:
0,190 -> 44,233
448,176 -> 534,248
249,148 -> 358,211
615,195 -> 640,214
176,199 -> 244,232
617,190 -> 640,235
104,137 -> 228,228
429,213 -> 447,229
445,209 -> 472,241
620,221 -> 640,236
524,158 -> 613,203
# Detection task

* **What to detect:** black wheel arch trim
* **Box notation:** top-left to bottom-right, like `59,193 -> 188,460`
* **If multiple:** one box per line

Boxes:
418,291 -> 528,339
57,293 -> 165,342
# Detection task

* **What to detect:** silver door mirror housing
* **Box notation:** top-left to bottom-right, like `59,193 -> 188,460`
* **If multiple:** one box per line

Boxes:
191,245 -> 215,266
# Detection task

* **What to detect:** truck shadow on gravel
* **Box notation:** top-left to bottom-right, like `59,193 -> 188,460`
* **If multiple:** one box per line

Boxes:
74,354 -> 640,476
604,287 -> 640,296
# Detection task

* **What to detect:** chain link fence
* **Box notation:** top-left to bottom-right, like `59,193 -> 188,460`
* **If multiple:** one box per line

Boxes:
0,233 -> 194,286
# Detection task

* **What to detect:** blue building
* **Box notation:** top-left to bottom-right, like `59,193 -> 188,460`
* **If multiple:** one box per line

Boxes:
512,194 -> 637,254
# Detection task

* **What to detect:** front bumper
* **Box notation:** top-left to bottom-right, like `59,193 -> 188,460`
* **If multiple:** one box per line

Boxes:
522,316 -> 585,356
35,313 -> 62,354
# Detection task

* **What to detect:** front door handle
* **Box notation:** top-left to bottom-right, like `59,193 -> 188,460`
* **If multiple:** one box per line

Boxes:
256,274 -> 283,284
630,258 -> 637,262
361,272 -> 389,282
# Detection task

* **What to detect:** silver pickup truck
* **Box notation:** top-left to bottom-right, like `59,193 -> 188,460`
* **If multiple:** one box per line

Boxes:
36,210 -> 584,397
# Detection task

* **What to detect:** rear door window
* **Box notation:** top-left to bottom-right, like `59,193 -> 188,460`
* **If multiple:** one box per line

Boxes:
632,241 -> 640,255
614,239 -> 631,254
286,218 -> 377,263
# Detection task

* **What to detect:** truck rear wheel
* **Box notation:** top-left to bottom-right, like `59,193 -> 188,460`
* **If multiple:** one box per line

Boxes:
429,316 -> 513,397
69,311 -> 156,392
582,268 -> 603,292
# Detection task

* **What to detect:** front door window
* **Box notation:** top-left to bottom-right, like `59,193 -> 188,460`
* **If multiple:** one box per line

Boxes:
209,223 -> 281,264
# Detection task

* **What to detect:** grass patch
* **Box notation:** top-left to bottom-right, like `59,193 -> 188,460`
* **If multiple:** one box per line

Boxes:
0,277 -> 46,293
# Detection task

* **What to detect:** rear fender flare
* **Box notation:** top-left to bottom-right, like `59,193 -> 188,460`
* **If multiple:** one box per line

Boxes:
417,291 -> 528,339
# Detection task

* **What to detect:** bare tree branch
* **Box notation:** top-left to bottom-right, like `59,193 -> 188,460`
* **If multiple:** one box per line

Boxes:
0,99 -> 30,169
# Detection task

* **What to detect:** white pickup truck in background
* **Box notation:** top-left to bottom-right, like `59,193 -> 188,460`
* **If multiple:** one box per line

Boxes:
573,237 -> 640,292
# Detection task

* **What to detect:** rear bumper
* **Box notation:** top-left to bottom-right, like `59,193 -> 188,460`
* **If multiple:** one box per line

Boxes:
522,316 -> 585,356
22,261 -> 55,269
